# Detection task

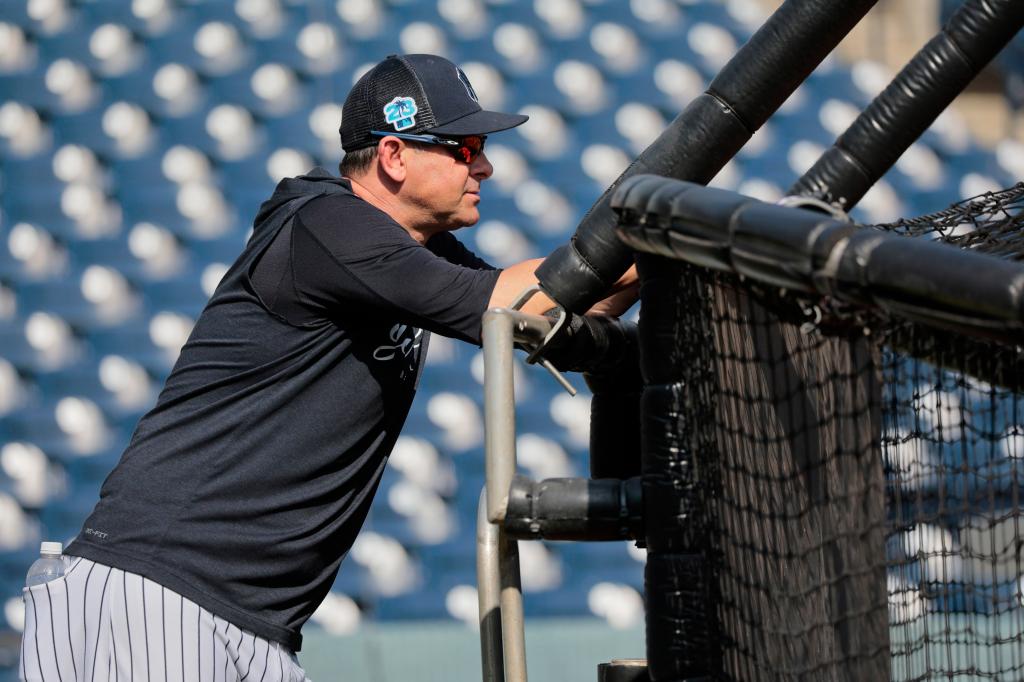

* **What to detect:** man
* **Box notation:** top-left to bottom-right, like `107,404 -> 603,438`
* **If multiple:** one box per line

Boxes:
20,54 -> 636,680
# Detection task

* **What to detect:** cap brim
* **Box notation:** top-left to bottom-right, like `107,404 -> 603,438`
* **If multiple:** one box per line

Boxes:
427,109 -> 529,137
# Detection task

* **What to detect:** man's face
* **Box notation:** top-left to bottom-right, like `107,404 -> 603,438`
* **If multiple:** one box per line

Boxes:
402,138 -> 494,231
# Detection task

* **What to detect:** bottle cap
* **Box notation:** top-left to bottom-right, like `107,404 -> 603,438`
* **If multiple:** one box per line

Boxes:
40,541 -> 63,555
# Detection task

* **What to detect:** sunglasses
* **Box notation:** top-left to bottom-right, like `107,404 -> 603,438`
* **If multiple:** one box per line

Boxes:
370,130 -> 487,164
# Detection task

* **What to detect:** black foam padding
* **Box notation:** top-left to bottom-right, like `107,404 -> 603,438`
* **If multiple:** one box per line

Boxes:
945,0 -> 1024,68
539,0 -> 878,314
637,248 -> 719,677
503,475 -> 644,541
709,0 -> 879,127
538,95 -> 751,312
645,552 -> 717,680
834,229 -> 1024,337
642,384 -> 703,554
585,321 -> 643,480
586,380 -> 642,480
729,202 -> 859,292
535,242 -> 617,313
619,177 -> 1024,342
635,256 -> 696,385
615,175 -> 750,273
791,0 -> 1024,208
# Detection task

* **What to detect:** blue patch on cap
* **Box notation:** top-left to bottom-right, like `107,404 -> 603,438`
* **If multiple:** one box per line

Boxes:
384,96 -> 418,131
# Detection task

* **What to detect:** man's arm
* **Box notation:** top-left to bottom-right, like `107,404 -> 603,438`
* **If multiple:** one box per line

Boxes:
489,259 -> 639,318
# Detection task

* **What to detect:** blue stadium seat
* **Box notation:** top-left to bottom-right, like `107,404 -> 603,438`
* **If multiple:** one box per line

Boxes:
157,107 -> 222,156
0,324 -> 43,370
806,67 -> 870,107
34,30 -> 94,72
559,542 -> 643,588
117,185 -> 183,229
1,154 -> 60,190
61,437 -> 130,486
66,237 -> 153,282
371,567 -> 471,621
0,68 -> 59,112
0,405 -> 79,461
329,561 -> 368,599
147,19 -> 231,74
681,1 -> 751,40
110,151 -> 175,191
103,68 -> 170,117
136,265 -> 208,317
451,467 -> 485,517
185,233 -> 250,267
85,318 -> 173,377
49,107 -> 133,159
0,544 -> 38,592
418,365 -> 480,396
11,277 -> 108,329
262,111 -> 322,153
38,485 -> 103,546
522,582 -> 590,618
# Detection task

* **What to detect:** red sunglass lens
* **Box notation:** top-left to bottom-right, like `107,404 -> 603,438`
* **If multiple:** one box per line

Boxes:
457,136 -> 485,163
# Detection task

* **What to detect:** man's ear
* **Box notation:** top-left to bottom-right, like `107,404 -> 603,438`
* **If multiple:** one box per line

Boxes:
376,137 -> 408,183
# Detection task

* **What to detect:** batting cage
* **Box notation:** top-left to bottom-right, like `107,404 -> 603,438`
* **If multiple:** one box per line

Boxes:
479,0 -> 1024,680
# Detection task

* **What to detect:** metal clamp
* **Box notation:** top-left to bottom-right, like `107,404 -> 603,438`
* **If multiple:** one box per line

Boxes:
508,285 -> 576,396
777,194 -> 852,222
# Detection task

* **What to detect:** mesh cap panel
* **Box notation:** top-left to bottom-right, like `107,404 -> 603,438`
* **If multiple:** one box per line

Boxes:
340,57 -> 437,152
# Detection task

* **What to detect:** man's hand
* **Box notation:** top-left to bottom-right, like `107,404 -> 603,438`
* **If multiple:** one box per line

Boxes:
585,265 -> 639,318
488,258 -> 555,314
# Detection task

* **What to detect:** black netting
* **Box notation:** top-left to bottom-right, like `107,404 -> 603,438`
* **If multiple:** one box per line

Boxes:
876,182 -> 1024,259
881,329 -> 1024,680
652,187 -> 1024,680
879,190 -> 1024,678
684,275 -> 891,681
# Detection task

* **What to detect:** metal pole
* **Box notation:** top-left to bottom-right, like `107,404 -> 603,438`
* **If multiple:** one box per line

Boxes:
483,309 -> 517,524
499,532 -> 527,682
482,308 -> 552,523
477,489 -> 505,682
479,307 -> 552,682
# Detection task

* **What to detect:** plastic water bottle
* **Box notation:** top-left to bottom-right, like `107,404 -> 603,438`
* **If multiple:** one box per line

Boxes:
25,541 -> 65,588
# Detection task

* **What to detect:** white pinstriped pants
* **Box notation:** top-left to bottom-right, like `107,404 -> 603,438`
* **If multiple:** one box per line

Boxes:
20,557 -> 312,681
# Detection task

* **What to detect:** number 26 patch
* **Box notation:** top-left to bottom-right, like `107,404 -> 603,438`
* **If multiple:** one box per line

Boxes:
383,96 -> 418,131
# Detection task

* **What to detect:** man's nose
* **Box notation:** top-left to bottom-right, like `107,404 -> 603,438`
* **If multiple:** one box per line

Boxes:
472,151 -> 493,180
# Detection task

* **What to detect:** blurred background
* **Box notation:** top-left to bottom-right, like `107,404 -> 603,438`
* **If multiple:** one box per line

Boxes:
0,0 -> 1021,679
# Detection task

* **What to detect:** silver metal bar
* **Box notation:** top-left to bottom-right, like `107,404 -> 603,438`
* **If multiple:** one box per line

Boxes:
483,309 -> 518,524
537,357 -> 576,395
482,308 -> 552,523
508,283 -> 543,311
499,532 -> 527,682
479,307 -> 553,682
477,489 -> 505,682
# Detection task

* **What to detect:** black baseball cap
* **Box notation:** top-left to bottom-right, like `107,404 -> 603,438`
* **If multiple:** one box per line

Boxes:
340,54 -> 528,152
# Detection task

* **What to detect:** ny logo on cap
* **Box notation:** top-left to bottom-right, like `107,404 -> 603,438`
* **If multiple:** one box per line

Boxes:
456,67 -> 479,103
384,96 -> 418,131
